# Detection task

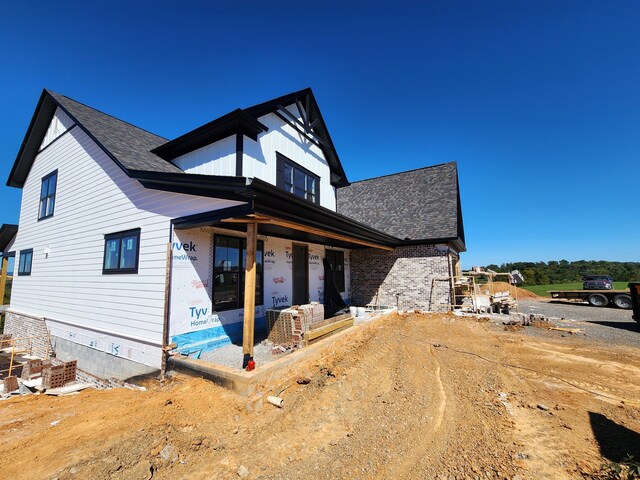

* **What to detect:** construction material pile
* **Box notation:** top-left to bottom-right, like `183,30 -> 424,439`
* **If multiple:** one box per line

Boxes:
266,303 -> 325,348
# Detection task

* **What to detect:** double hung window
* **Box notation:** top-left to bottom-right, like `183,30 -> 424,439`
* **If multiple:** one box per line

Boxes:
18,249 -> 33,276
39,170 -> 57,220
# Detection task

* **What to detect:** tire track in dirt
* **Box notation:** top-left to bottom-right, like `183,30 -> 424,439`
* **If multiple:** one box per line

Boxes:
385,342 -> 448,479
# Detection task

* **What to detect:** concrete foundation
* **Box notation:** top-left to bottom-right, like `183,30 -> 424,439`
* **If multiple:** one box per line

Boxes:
51,336 -> 159,381
4,310 -> 158,381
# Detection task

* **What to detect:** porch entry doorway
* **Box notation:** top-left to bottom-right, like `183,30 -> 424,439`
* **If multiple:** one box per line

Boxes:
292,244 -> 309,305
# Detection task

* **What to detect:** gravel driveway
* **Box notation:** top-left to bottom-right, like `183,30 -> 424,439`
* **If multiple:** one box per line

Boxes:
516,299 -> 639,348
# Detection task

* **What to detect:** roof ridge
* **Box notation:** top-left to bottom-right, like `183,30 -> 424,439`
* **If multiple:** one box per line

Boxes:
345,161 -> 456,185
46,89 -> 169,142
243,87 -> 312,114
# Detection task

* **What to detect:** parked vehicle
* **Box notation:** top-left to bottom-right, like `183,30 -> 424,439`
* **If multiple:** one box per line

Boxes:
549,287 -> 632,309
583,275 -> 614,290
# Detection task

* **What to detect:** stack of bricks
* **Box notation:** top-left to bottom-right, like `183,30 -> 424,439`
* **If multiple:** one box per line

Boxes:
63,360 -> 77,384
21,359 -> 43,380
3,375 -> 19,393
42,364 -> 65,389
41,360 -> 77,389
0,334 -> 13,349
295,303 -> 325,332
266,308 -> 300,346
267,303 -> 328,349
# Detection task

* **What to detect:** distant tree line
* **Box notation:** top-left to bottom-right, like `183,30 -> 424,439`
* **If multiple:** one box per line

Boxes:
483,260 -> 640,286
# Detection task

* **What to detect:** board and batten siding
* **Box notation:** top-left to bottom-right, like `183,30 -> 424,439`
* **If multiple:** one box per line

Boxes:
169,103 -> 336,212
171,135 -> 236,176
9,108 -> 244,367
243,105 -> 336,211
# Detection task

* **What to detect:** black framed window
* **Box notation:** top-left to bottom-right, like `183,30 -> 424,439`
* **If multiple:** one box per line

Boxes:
103,229 -> 140,274
39,170 -> 58,220
276,152 -> 320,204
18,249 -> 33,276
213,235 -> 263,311
325,249 -> 345,292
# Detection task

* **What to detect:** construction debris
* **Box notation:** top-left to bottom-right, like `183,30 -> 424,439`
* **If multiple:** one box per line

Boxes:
266,303 -> 353,350
267,395 -> 284,408
453,267 -> 521,314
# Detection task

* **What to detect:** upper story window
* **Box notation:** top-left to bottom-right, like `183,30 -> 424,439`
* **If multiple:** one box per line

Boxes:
103,229 -> 141,274
38,170 -> 58,220
18,249 -> 33,276
276,152 -> 320,205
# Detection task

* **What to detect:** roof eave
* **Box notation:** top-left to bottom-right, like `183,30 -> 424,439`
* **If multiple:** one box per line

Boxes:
0,224 -> 19,252
6,90 -> 56,188
151,110 -> 268,161
399,237 -> 466,252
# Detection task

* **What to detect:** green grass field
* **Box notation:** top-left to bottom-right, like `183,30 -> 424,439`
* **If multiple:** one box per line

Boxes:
521,282 -> 629,297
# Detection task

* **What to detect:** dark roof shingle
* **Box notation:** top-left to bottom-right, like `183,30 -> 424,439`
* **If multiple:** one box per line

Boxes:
337,162 -> 465,249
48,91 -> 182,174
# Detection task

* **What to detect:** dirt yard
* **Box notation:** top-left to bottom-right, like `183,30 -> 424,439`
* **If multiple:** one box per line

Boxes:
1,312 -> 639,480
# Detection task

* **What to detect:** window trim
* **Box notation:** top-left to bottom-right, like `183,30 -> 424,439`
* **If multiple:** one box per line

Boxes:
325,249 -> 345,293
102,228 -> 141,274
276,152 -> 320,205
213,234 -> 264,312
38,170 -> 58,221
18,249 -> 33,276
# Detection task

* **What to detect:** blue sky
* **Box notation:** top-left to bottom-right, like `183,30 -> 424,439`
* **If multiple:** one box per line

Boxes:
0,1 -> 638,268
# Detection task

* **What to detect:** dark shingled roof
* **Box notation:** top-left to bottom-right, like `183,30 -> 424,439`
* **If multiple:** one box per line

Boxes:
337,162 -> 465,251
48,91 -> 182,174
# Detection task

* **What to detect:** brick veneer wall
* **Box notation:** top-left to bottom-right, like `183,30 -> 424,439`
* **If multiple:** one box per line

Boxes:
350,245 -> 453,312
3,310 -> 52,358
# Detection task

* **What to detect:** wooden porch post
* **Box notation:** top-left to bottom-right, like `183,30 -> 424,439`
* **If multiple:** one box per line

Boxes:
0,255 -> 8,305
242,222 -> 257,368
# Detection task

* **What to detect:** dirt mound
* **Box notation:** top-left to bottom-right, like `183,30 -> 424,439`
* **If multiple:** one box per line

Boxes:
491,281 -> 540,299
1,312 -> 639,479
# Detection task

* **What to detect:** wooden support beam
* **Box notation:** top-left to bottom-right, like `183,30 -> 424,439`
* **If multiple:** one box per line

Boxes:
242,222 -> 258,368
160,242 -> 172,378
220,215 -> 394,251
0,256 -> 8,306
303,316 -> 354,346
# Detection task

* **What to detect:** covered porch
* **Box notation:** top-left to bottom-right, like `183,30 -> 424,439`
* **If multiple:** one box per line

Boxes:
165,200 -> 397,371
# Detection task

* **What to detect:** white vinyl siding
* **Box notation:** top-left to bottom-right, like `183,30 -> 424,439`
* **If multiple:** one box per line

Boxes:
242,105 -> 336,211
9,125 -> 244,367
40,108 -> 74,151
171,136 -> 236,176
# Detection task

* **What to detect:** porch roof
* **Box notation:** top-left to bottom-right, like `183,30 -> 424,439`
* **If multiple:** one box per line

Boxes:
142,173 -> 400,250
0,224 -> 18,253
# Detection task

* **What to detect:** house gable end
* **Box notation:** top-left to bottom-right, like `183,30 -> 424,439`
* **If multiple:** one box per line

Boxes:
7,90 -> 182,189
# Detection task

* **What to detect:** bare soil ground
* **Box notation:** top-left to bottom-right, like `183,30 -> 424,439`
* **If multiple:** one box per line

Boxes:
1,312 -> 639,480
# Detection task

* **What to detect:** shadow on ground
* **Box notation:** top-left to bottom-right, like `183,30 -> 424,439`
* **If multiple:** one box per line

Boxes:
547,300 -> 622,310
590,321 -> 640,333
589,412 -> 640,462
